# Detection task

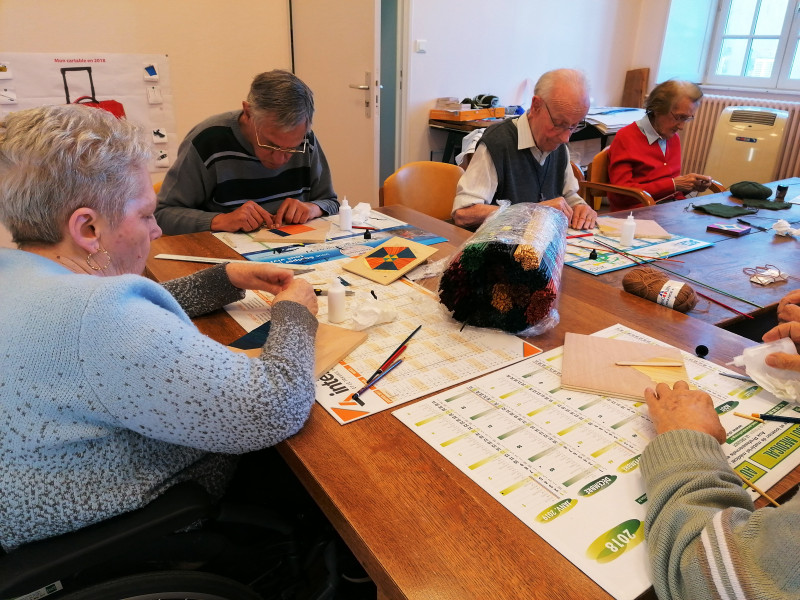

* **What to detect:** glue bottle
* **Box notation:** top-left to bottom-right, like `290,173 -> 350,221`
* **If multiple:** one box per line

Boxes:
339,196 -> 352,232
327,278 -> 347,323
620,212 -> 636,247
728,338 -> 800,400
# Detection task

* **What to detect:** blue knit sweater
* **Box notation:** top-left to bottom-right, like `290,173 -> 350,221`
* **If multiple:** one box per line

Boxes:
0,249 -> 317,550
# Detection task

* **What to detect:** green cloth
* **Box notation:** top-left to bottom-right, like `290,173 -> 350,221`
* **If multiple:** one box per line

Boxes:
741,199 -> 793,210
730,180 -> 773,200
692,203 -> 758,218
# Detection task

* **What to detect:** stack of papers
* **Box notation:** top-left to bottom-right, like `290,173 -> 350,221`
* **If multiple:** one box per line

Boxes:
586,107 -> 646,134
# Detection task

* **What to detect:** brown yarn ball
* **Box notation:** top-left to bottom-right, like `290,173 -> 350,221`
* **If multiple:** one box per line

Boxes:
621,267 -> 698,313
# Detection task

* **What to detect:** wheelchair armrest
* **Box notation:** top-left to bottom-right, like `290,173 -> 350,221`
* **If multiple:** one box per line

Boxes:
0,482 -> 217,599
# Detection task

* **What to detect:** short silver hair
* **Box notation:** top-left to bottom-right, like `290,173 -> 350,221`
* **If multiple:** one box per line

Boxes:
0,104 -> 151,246
645,80 -> 703,115
534,69 -> 590,105
247,70 -> 315,131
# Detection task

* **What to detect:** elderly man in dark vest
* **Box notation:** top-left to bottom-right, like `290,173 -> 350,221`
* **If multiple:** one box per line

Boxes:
451,68 -> 596,230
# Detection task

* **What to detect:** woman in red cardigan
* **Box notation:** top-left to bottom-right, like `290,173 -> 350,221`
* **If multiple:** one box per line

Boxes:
607,80 -> 713,211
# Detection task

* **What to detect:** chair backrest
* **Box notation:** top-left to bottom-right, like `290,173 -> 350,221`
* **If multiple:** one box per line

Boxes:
588,147 -> 611,185
382,161 -> 464,220
153,180 -> 163,194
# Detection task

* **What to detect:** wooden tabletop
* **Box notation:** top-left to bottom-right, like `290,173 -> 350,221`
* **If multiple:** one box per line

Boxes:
590,177 -> 800,328
146,206 -> 794,600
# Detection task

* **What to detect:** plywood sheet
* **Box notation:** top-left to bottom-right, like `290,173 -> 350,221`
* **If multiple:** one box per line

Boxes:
229,321 -> 366,378
342,236 -> 437,285
560,332 -> 688,401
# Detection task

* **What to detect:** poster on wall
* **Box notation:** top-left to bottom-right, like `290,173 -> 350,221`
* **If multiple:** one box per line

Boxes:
0,52 -> 177,173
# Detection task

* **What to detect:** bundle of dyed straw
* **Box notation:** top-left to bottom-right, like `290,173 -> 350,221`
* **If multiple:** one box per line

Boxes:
439,204 -> 567,335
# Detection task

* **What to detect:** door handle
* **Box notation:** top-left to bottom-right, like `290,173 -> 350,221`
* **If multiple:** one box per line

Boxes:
349,72 -> 372,118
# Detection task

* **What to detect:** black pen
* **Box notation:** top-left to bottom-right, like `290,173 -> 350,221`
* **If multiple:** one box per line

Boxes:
352,359 -> 403,403
737,218 -> 767,232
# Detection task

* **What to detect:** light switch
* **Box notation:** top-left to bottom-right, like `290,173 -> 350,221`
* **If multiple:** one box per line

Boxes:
414,39 -> 427,53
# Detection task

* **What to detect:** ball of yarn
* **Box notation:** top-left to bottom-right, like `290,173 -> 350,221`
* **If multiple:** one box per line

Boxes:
621,267 -> 698,313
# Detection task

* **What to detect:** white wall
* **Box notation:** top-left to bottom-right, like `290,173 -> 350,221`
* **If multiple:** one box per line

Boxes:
0,0 -> 292,148
403,0 -> 649,164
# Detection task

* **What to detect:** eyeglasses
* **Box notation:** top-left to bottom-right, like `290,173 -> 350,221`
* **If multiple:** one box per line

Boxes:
540,98 -> 586,133
670,112 -> 695,123
253,121 -> 308,154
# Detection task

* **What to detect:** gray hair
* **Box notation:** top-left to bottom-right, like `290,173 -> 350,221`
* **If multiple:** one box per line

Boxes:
645,80 -> 703,115
0,104 -> 151,246
247,70 -> 315,131
534,69 -> 590,105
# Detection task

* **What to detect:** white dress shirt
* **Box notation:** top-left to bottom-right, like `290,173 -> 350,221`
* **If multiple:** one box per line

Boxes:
451,115 -> 585,216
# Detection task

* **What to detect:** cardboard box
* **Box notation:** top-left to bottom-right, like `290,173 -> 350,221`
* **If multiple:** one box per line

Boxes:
429,107 -> 506,121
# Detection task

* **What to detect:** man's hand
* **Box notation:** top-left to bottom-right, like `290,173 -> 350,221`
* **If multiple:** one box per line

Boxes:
274,279 -> 318,316
539,196 -> 573,221
777,290 -> 800,323
225,262 -> 294,295
211,201 -> 274,232
569,203 -> 597,230
274,198 -> 322,227
452,204 -> 499,229
644,381 -> 727,444
674,173 -> 712,193
762,321 -> 800,372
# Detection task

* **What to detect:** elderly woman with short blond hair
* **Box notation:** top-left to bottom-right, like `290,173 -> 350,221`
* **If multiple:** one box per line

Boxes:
0,104 -> 318,550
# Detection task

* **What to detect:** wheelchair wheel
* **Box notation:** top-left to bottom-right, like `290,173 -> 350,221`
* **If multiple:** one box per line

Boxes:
56,570 -> 263,600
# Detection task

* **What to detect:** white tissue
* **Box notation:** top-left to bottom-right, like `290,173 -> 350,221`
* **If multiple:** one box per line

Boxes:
746,370 -> 800,402
352,202 -> 372,225
772,219 -> 800,237
350,301 -> 397,331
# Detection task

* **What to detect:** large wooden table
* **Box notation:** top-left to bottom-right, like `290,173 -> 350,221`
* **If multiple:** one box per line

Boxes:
146,206 -> 794,600
593,177 -> 800,330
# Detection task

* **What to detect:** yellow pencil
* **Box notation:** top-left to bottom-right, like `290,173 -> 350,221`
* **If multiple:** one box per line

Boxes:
734,411 -> 764,423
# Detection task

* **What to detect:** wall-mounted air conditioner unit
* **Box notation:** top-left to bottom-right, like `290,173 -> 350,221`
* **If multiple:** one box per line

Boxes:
704,106 -> 788,187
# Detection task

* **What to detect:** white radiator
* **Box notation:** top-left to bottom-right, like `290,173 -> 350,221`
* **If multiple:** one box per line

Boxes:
681,93 -> 800,183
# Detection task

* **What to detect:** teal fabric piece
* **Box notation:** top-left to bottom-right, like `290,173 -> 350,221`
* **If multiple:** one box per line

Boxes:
741,199 -> 793,210
691,203 -> 758,218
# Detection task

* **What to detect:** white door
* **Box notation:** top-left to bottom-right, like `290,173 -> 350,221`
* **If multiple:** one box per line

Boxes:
291,1 -> 381,207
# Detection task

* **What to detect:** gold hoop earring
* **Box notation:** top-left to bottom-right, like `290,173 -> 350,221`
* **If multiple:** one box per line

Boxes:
86,247 -> 112,271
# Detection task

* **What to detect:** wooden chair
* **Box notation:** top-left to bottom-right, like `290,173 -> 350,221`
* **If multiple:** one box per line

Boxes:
381,161 -> 464,221
579,146 -> 726,211
153,180 -> 163,194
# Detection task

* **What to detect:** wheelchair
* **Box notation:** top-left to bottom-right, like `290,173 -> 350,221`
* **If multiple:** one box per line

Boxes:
0,481 -> 339,600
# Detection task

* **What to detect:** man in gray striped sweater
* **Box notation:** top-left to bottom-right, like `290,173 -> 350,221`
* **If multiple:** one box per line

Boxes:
642,335 -> 800,600
156,70 -> 339,235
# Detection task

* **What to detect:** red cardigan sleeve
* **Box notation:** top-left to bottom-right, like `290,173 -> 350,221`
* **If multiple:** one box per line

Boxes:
608,123 -> 681,201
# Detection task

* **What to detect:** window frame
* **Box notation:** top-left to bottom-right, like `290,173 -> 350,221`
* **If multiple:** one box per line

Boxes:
704,0 -> 800,90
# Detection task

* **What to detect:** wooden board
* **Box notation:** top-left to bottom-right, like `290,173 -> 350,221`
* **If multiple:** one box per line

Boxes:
251,219 -> 331,244
620,68 -> 649,109
342,236 -> 437,285
228,321 -> 366,378
596,216 -> 671,239
560,332 -> 689,401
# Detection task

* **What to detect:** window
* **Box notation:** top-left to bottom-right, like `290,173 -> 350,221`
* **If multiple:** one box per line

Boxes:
706,0 -> 800,90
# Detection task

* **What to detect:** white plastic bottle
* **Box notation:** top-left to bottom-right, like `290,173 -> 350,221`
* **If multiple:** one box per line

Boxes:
620,212 -> 636,246
339,196 -> 352,232
728,338 -> 800,400
327,278 -> 347,323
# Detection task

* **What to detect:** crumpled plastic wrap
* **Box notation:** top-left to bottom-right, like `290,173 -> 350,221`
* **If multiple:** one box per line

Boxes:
438,203 -> 567,335
773,219 -> 800,237
350,301 -> 397,331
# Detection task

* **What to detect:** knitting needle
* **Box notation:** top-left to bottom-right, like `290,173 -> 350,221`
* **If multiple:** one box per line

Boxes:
733,411 -> 764,423
736,472 -> 780,507
591,240 -> 764,309
720,372 -> 755,383
154,253 -> 314,273
566,243 -> 684,263
737,218 -> 768,232
695,291 -> 754,319
751,413 -> 800,425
